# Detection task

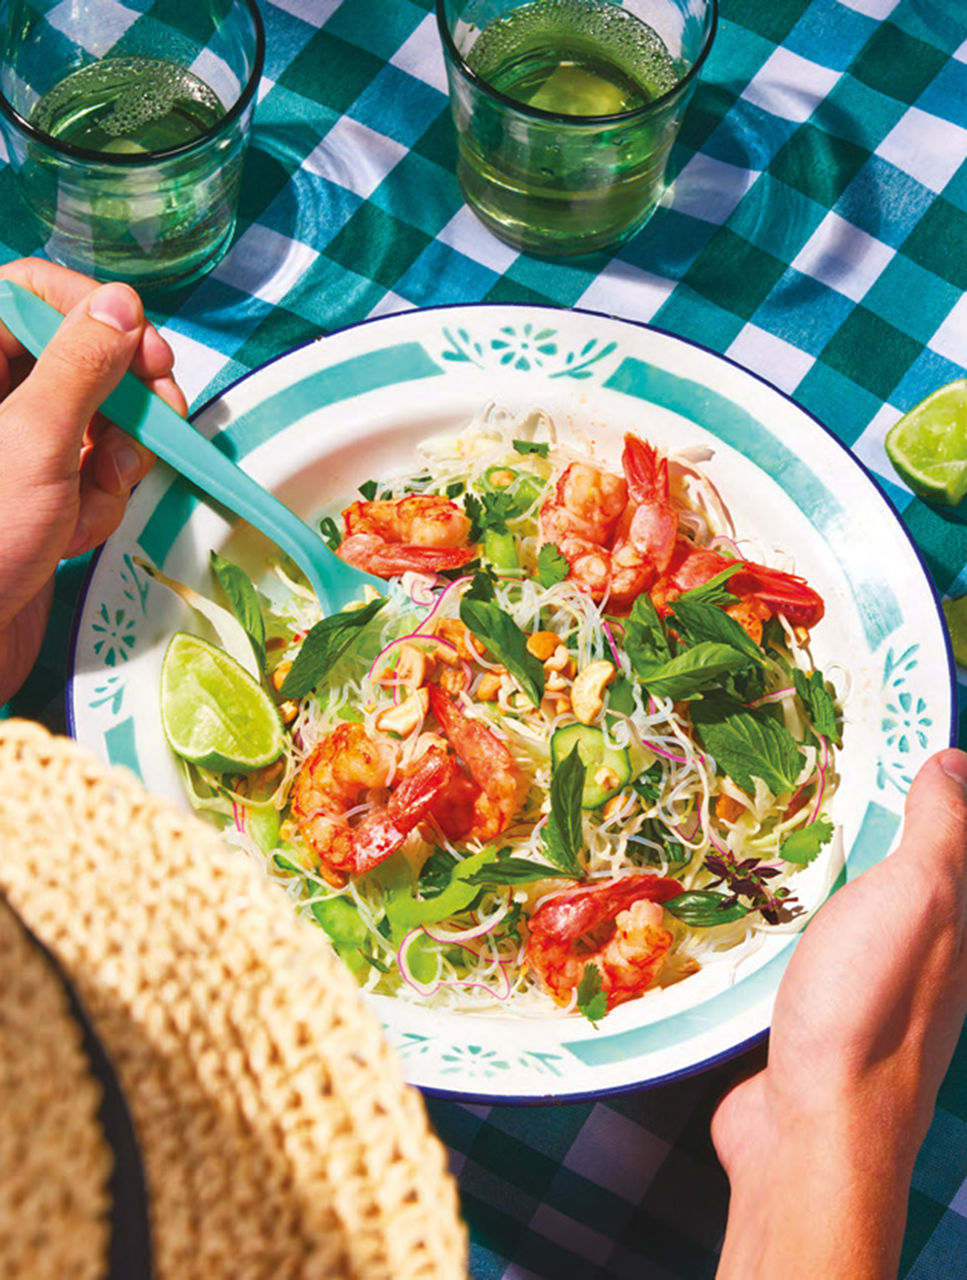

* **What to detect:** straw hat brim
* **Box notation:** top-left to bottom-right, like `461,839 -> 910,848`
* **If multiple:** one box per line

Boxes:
0,720 -> 467,1280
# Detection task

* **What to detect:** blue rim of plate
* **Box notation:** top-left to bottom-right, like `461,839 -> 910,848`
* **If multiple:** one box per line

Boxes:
66,302 -> 957,1105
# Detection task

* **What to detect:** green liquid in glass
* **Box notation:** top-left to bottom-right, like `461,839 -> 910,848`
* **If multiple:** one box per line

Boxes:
24,57 -> 242,288
32,58 -> 224,154
456,0 -> 684,255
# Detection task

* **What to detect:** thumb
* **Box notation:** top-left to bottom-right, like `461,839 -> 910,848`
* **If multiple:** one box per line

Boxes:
3,281 -> 145,487
896,749 -> 967,882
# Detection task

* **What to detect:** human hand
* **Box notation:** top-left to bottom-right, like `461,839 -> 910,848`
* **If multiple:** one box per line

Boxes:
712,749 -> 967,1279
0,258 -> 188,705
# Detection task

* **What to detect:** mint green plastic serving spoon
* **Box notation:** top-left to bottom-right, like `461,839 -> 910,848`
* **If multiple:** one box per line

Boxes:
0,279 -> 383,613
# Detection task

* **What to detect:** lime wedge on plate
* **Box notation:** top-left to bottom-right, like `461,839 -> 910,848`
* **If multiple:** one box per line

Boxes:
885,379 -> 967,506
161,632 -> 283,773
942,596 -> 967,668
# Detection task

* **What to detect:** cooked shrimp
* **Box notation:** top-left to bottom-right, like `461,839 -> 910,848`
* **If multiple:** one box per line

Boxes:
291,723 -> 456,884
426,685 -> 526,842
337,494 -> 477,577
539,461 -> 628,546
525,874 -> 683,1010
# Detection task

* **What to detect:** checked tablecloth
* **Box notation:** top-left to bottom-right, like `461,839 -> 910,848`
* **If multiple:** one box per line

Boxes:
4,0 -> 967,1276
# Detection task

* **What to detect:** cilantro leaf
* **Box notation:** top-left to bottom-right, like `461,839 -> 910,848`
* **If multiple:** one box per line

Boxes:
460,595 -> 545,705
536,542 -> 569,587
513,439 -> 549,457
690,694 -> 804,795
464,490 -> 518,539
279,598 -> 387,698
210,552 -> 266,673
781,818 -> 834,865
540,746 -> 586,877
793,669 -> 841,746
576,963 -> 607,1025
664,890 -> 748,927
630,641 -> 753,702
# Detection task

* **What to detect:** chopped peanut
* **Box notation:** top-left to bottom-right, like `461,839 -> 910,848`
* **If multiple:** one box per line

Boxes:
270,661 -> 293,693
571,660 -> 615,725
526,630 -> 562,661
476,671 -> 503,701
603,792 -> 635,822
278,699 -> 298,725
392,643 -> 428,690
375,688 -> 429,737
435,618 -> 484,662
594,765 -> 620,793
437,666 -> 468,695
552,695 -> 571,717
543,644 -> 570,672
715,792 -> 746,824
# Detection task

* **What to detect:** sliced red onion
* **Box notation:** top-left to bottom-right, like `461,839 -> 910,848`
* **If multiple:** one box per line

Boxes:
808,734 -> 829,825
601,618 -> 623,670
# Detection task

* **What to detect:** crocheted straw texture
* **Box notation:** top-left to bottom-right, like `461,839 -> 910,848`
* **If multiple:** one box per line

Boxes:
0,720 -> 467,1280
0,895 -> 112,1280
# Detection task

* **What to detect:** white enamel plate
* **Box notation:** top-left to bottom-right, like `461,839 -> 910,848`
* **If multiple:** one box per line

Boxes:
68,305 -> 955,1102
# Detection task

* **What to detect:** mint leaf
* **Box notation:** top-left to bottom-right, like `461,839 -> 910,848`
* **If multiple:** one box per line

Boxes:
576,963 -> 607,1025
513,439 -> 549,457
793,669 -> 841,746
677,563 -> 743,605
460,596 -> 545,705
781,818 -> 834,865
631,642 -> 753,701
210,551 -> 266,673
664,890 -> 748,927
536,542 -> 569,587
279,598 -> 387,698
669,597 -> 764,665
690,694 -> 804,795
541,746 -> 586,877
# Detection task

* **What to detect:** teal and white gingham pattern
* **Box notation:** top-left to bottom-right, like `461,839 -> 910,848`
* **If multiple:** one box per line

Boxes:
4,0 -> 967,1274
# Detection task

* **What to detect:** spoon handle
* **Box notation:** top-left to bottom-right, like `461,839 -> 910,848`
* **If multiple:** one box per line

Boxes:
0,280 -> 343,607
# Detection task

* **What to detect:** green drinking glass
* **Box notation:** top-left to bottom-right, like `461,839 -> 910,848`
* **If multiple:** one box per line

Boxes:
0,0 -> 264,291
436,0 -> 716,257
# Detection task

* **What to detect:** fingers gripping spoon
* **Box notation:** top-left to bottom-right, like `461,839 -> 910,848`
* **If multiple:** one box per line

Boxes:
0,280 -> 384,613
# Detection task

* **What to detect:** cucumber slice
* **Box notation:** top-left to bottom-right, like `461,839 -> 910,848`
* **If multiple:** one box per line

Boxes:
551,724 -> 632,809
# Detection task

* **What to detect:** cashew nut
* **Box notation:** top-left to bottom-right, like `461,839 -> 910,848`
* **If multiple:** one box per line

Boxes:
571,660 -> 615,725
488,468 -> 516,489
544,644 -> 571,672
390,643 -> 428,690
545,670 -> 569,693
270,660 -> 293,693
594,765 -> 620,793
602,792 -> 635,822
526,630 -> 563,661
435,618 -> 484,662
375,687 -> 429,737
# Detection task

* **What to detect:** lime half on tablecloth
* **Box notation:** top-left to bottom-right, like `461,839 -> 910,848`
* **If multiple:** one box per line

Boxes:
160,632 -> 284,773
885,379 -> 967,506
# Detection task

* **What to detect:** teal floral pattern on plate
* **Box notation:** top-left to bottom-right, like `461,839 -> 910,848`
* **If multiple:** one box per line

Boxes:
439,322 -> 618,380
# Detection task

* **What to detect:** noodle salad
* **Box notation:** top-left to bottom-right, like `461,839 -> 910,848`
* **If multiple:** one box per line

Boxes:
158,406 -> 843,1024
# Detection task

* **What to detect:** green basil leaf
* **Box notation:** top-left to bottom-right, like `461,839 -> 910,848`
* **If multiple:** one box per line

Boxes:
467,858 -> 574,885
624,593 -> 671,670
676,563 -> 743,605
664,890 -> 748,927
210,551 -> 266,673
513,439 -> 549,457
540,746 -> 585,877
358,479 -> 378,500
690,694 -> 804,795
460,596 -> 545,705
669,596 -> 764,664
318,515 -> 342,552
279,598 -> 387,699
576,962 -> 607,1026
536,542 -> 569,587
631,642 -> 753,701
781,818 -> 834,865
793,669 -> 842,745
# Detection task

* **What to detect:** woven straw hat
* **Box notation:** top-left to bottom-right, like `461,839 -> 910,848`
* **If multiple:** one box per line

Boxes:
0,719 -> 467,1280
